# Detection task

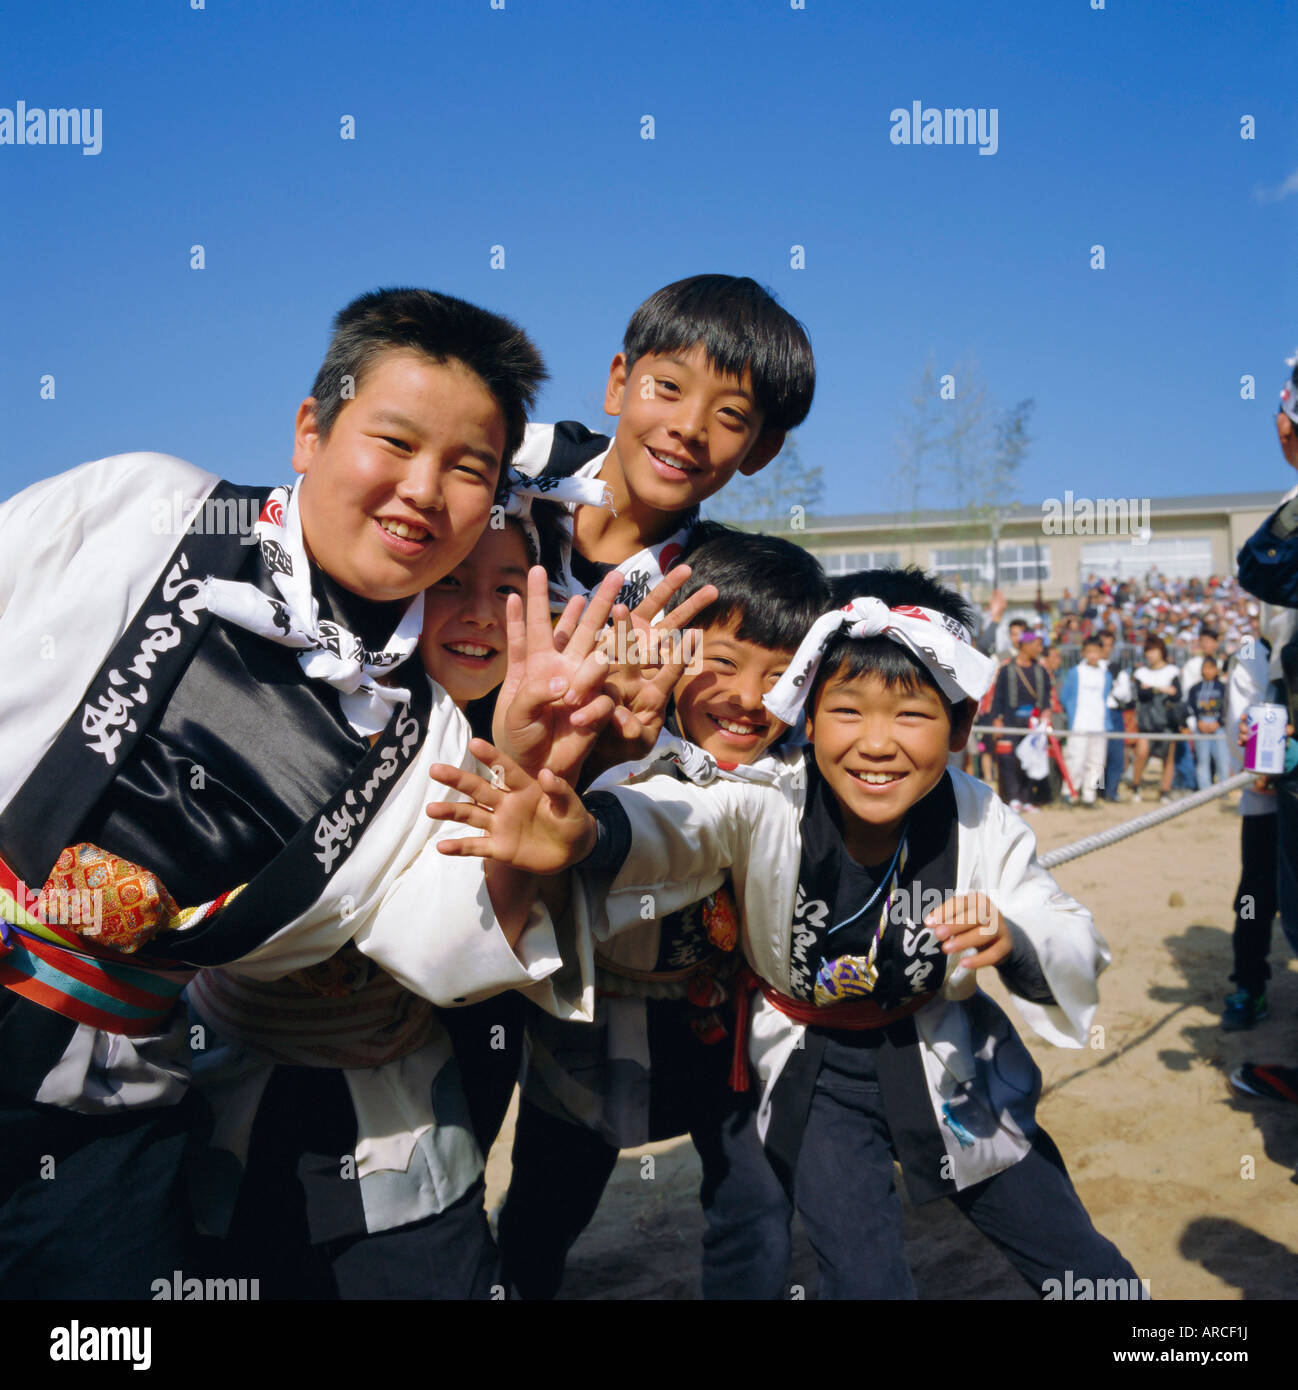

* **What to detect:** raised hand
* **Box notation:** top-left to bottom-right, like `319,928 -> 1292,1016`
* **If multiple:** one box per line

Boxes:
427,739 -> 596,875
491,566 -> 626,782
596,565 -> 719,756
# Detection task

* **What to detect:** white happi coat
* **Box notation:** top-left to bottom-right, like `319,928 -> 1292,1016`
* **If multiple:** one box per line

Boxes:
576,754 -> 1109,1191
0,455 -> 592,1181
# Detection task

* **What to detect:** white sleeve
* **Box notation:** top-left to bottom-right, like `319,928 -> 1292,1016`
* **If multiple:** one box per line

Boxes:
350,747 -> 565,1008
975,795 -> 1110,1048
578,774 -> 757,940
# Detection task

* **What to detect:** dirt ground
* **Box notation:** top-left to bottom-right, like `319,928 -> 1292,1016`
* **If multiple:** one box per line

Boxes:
484,775 -> 1298,1300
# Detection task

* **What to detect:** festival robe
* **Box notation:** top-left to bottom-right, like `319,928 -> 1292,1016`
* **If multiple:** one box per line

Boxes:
0,452 -> 586,1137
573,757 -> 1109,1194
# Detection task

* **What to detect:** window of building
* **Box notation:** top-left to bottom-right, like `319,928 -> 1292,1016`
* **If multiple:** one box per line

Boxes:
930,543 -> 1050,586
816,549 -> 901,575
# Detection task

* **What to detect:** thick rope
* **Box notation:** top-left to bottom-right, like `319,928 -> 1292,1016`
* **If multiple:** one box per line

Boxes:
1037,771 -> 1253,870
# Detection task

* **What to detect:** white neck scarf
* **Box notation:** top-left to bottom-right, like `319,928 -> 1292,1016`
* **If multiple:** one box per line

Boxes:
764,596 -> 997,726
588,727 -> 788,795
201,484 -> 423,737
498,466 -> 611,567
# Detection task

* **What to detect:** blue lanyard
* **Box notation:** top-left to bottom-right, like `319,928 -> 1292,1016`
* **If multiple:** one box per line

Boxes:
826,823 -> 909,938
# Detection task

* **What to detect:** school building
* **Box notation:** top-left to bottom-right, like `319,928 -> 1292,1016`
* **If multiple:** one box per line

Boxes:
784,491 -> 1281,603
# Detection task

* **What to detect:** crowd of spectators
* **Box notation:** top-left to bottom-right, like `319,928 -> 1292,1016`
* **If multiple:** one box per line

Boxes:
959,571 -> 1260,810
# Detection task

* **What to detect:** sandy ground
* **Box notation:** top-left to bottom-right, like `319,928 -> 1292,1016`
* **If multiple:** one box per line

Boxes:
483,768 -> 1298,1300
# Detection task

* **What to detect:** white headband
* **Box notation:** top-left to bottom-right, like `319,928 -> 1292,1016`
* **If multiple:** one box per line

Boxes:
763,596 -> 997,726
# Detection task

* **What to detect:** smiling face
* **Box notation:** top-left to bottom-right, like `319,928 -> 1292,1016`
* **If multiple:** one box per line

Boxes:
671,617 -> 793,765
601,343 -> 781,518
292,349 -> 507,603
807,667 -> 973,864
419,521 -> 530,707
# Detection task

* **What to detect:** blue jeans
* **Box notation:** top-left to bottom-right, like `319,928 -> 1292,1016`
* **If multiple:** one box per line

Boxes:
1174,738 -> 1199,789
1195,734 -> 1227,790
1103,709 -> 1126,800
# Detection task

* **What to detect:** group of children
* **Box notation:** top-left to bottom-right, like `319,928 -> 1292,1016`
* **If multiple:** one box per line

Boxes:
0,274 -> 1137,1300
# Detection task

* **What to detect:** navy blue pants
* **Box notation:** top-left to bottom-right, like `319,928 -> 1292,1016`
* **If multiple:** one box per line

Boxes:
0,1092 -> 200,1300
197,1066 -> 500,1300
499,1090 -> 791,1299
790,1035 -> 1137,1300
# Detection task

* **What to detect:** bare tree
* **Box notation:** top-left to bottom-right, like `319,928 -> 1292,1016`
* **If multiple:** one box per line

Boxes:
703,433 -> 823,528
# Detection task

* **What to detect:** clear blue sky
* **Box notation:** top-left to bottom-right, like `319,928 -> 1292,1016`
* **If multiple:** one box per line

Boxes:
2,0 -> 1295,515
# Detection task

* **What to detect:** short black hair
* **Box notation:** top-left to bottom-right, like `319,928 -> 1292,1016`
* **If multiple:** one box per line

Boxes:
1008,617 -> 1027,631
308,287 -> 547,467
1082,635 -> 1102,648
1201,654 -> 1220,669
622,274 -> 815,432
809,567 -> 977,720
1200,626 -> 1219,640
665,522 -> 830,651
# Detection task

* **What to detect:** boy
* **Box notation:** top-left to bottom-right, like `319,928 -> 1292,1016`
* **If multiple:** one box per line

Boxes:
1060,636 -> 1111,805
1186,655 -> 1227,790
510,273 -> 815,608
0,288 -> 611,1298
186,510 -> 542,1298
497,528 -> 828,1299
430,567 -> 1138,1299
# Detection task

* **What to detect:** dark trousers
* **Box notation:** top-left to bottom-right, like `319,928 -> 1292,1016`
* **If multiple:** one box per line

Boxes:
1230,813 -> 1280,995
1276,775 -> 1298,960
996,742 -> 1032,805
435,991 -> 524,1156
791,1035 -> 1136,1299
499,1091 -> 791,1300
0,1093 -> 200,1300
198,1066 -> 499,1299
1104,709 -> 1126,799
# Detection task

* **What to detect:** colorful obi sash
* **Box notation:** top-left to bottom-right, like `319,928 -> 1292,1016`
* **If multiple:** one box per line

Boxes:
728,967 -> 937,1091
0,846 -> 239,1036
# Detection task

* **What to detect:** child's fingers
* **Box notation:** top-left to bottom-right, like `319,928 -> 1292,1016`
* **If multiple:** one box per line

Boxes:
564,571 -> 626,661
428,762 -> 502,806
656,582 -> 719,634
466,739 -> 525,788
502,593 -> 527,674
523,567 -> 558,656
435,836 -> 496,859
629,564 -> 693,626
568,692 -> 616,731
425,800 -> 492,831
551,593 -> 587,654
563,647 -> 613,707
950,942 -> 1006,971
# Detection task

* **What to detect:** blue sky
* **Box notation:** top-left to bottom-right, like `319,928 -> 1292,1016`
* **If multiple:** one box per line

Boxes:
2,0 -> 1295,516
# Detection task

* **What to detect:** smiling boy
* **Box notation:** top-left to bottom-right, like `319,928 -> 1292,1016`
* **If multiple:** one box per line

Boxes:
0,288 -> 600,1298
511,274 -> 815,608
497,527 -> 828,1300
